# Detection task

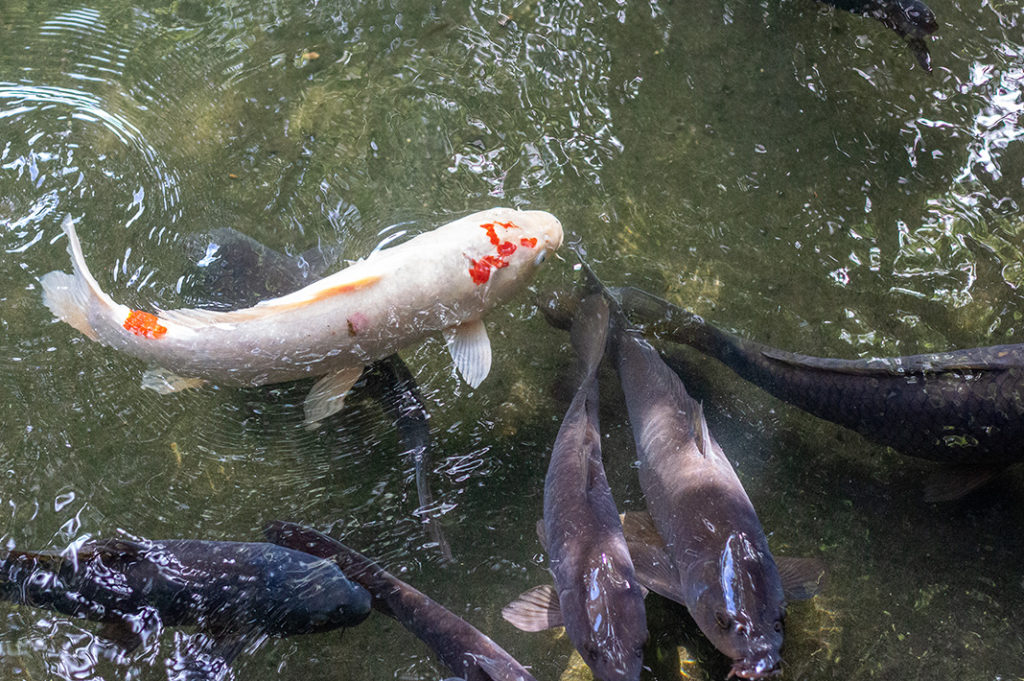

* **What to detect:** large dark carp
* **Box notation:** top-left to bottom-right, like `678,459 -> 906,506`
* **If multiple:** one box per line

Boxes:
502,294 -> 647,681
817,0 -> 938,71
265,521 -> 537,681
614,286 -> 1024,482
610,306 -> 798,679
0,539 -> 372,659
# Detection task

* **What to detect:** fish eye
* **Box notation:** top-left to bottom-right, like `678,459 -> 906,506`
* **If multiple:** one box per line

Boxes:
714,612 -> 731,630
774,621 -> 783,633
534,251 -> 547,265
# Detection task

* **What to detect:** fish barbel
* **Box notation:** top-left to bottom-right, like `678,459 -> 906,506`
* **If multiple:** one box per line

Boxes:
40,207 -> 563,423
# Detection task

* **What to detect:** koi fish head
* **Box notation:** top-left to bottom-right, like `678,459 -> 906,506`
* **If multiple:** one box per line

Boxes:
457,207 -> 562,292
690,532 -> 787,679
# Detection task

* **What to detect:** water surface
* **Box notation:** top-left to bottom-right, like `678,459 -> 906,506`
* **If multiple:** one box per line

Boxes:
2,1 -> 1023,680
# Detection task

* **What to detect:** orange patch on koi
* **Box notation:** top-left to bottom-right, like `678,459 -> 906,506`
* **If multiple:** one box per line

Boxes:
481,223 -> 500,245
124,310 -> 167,339
520,237 -> 537,248
497,241 -> 517,256
468,254 -> 511,285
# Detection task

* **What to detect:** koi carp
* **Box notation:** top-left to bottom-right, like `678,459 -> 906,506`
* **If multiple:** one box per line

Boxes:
40,208 -> 562,423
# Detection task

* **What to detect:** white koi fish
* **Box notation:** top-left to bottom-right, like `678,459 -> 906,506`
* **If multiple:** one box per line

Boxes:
41,207 -> 563,423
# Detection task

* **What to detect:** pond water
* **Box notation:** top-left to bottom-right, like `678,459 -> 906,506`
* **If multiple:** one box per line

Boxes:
1,0 -> 1023,679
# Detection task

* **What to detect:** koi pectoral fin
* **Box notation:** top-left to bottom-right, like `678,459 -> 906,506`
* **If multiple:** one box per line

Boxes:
141,368 -> 207,394
502,584 -> 563,632
303,365 -> 365,425
444,320 -> 491,389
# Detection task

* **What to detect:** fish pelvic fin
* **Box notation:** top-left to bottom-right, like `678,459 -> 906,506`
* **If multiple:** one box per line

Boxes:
303,365 -> 365,425
40,215 -> 124,341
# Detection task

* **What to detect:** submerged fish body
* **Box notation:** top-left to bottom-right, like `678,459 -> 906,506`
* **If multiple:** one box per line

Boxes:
610,313 -> 786,679
265,521 -> 538,681
818,0 -> 937,70
183,226 -> 452,559
40,207 -> 563,422
0,539 -> 371,654
504,294 -> 647,681
615,286 -> 1024,467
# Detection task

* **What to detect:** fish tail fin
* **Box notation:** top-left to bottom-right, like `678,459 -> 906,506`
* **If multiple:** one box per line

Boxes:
40,215 -> 121,341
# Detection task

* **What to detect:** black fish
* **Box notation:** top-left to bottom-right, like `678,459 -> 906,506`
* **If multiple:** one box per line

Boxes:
613,286 -> 1024,497
265,521 -> 537,681
817,0 -> 938,71
503,294 -> 647,681
0,539 -> 371,661
185,226 -> 451,555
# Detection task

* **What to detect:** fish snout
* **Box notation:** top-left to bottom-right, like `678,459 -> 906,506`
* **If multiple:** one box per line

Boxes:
522,210 -> 564,254
728,651 -> 781,679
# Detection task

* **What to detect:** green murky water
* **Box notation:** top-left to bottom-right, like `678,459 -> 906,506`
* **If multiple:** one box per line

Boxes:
2,0 -> 1023,679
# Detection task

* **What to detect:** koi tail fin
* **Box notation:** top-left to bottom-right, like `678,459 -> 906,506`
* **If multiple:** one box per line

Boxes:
40,215 -> 121,341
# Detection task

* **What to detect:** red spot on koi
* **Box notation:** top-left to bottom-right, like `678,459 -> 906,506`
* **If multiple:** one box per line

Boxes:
124,310 -> 167,339
497,240 -> 517,256
520,237 -> 537,248
480,223 -> 500,246
468,254 -> 511,285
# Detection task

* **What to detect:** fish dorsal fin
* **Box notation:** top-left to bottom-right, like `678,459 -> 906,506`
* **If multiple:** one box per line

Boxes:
501,584 -> 563,632
760,346 -> 1020,377
444,319 -> 492,388
775,557 -> 828,601
304,365 -> 365,425
620,511 -> 685,604
694,400 -> 713,458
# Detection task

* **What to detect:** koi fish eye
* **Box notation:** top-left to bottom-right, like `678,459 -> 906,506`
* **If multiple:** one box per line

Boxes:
774,620 -> 783,633
534,251 -> 547,266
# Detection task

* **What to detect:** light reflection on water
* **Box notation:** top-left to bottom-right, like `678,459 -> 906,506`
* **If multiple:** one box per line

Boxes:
1,0 -> 1024,679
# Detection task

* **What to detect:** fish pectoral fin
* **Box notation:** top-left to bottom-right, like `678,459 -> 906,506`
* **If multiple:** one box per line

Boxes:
501,584 -> 563,632
304,366 -> 365,425
620,510 -> 686,604
775,557 -> 828,601
141,368 -> 207,394
626,539 -> 685,605
620,510 -> 665,548
470,654 -> 516,681
443,319 -> 492,389
922,464 -> 1003,503
97,608 -> 161,652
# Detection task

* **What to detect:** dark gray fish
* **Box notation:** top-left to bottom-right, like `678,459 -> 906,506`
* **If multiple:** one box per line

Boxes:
361,356 -> 453,562
817,0 -> 937,71
610,307 -> 794,679
0,539 -> 372,661
265,521 -> 537,681
613,287 -> 1024,488
502,294 -> 647,681
184,226 -> 451,555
